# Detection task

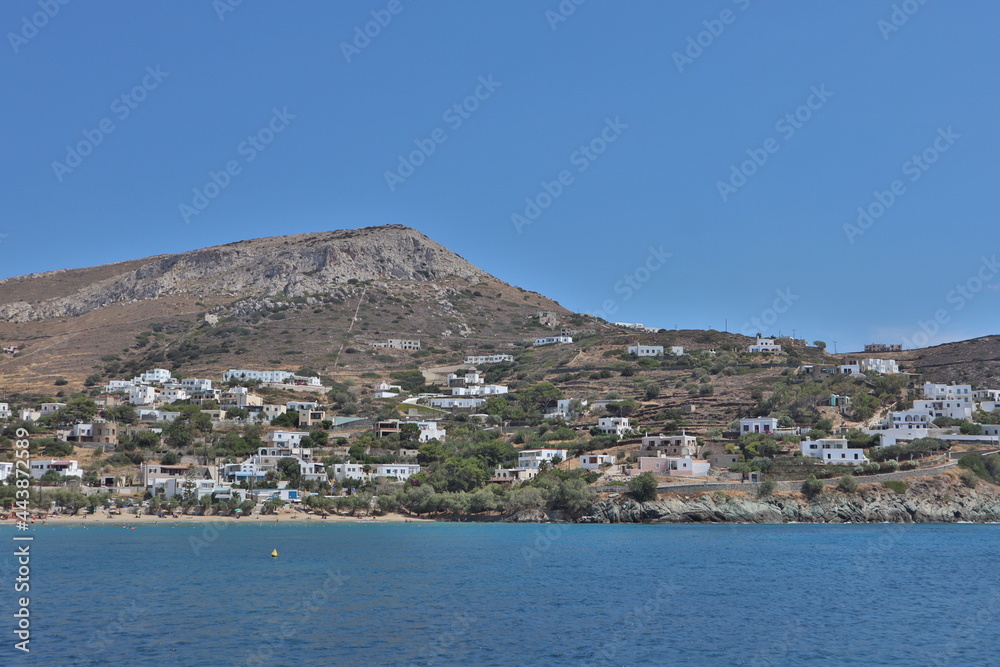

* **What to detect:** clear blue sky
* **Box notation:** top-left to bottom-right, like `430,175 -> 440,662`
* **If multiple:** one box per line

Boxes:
3,1 -> 998,353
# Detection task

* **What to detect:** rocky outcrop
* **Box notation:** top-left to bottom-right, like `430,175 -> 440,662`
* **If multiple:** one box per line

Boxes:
0,225 -> 490,322
576,477 -> 1000,524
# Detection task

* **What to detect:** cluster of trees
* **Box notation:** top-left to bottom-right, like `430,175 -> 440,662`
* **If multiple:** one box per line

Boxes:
872,437 -> 948,462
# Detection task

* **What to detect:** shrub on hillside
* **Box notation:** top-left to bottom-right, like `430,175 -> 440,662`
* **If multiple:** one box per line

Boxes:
801,475 -> 824,499
837,475 -> 858,493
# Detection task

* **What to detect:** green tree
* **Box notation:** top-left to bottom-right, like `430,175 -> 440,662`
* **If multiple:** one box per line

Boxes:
802,474 -> 824,499
628,472 -> 658,502
104,404 -> 139,425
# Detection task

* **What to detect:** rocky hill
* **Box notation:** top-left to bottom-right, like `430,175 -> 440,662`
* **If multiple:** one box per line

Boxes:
578,473 -> 1000,523
0,225 -> 489,322
0,225 -> 575,392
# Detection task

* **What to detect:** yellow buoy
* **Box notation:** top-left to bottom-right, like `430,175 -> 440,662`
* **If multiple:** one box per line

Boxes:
271,549 -> 278,558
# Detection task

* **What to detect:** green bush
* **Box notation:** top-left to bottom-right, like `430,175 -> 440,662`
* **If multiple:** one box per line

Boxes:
757,480 -> 776,497
837,475 -> 858,493
882,480 -> 907,494
628,472 -> 658,503
801,475 -> 824,499
960,469 -> 979,489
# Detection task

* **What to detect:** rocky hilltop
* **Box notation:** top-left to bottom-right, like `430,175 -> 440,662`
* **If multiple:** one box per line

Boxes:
577,475 -> 1000,523
0,225 -> 488,323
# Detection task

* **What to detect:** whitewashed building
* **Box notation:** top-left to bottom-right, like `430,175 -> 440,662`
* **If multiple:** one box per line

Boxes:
800,438 -> 869,465
748,335 -> 781,353
579,454 -> 616,469
29,459 -> 83,480
597,417 -> 631,437
465,354 -> 514,365
517,448 -> 569,469
533,336 -> 573,347
740,417 -> 779,435
627,345 -> 664,357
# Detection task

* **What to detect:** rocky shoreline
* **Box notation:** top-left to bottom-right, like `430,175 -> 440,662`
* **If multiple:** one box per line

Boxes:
573,475 -> 1000,524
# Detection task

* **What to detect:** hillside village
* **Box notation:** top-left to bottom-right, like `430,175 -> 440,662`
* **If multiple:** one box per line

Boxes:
4,317 -> 1000,521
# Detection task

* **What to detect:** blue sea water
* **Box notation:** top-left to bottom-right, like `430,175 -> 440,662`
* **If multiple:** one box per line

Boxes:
1,522 -> 999,666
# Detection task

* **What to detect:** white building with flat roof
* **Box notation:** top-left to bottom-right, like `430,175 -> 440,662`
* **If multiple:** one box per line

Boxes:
740,417 -> 779,435
465,354 -> 514,365
534,336 -> 572,347
800,438 -> 869,465
518,448 -> 569,469
748,335 -> 781,353
627,345 -> 664,357
597,417 -> 631,436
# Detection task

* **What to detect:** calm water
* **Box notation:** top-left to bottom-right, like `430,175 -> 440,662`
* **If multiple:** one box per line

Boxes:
2,522 -> 998,666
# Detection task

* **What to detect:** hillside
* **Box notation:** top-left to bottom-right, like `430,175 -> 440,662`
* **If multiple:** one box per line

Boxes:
0,225 -> 574,392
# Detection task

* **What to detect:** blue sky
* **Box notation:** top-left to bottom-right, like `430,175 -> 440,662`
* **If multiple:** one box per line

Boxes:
3,0 -> 998,353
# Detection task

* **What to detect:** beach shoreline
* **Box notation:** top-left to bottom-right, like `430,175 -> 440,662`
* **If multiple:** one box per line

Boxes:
0,510 -> 436,526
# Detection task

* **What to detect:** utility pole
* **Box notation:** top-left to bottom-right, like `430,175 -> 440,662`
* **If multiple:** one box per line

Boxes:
834,341 -> 838,354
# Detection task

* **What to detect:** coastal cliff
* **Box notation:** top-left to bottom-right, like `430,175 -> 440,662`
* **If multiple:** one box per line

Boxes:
575,475 -> 1000,524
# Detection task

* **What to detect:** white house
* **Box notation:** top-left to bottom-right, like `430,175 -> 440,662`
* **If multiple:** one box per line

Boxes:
430,397 -> 486,410
329,462 -> 421,483
637,456 -> 710,477
800,438 -> 869,465
642,434 -> 698,456
451,384 -> 508,397
973,388 -> 1000,402
670,346 -> 685,356
465,354 -> 514,365
137,368 -> 174,384
180,378 -> 214,392
136,408 -> 181,423
748,335 -> 781,354
860,358 -> 900,375
129,385 -> 158,406
533,336 -> 573,347
740,417 -> 779,435
160,387 -> 190,403
0,461 -> 13,482
415,421 -> 446,443
29,460 -> 83,480
912,399 -> 973,421
374,382 -> 403,399
924,383 -> 974,403
265,430 -> 310,447
579,453 -> 616,469
517,449 -> 569,469
838,364 -> 861,376
286,401 -> 319,412
544,398 -> 587,421
614,322 -> 648,330
0,403 -> 10,420
597,417 -> 631,437
627,345 -> 664,357
40,403 -> 67,415
104,380 -> 134,393
490,467 -> 539,483
225,369 -> 295,384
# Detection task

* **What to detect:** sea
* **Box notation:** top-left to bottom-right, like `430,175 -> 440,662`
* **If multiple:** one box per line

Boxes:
2,522 -> 998,666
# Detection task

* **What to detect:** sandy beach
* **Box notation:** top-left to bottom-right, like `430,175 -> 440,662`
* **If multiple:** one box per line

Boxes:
0,508 -> 436,526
